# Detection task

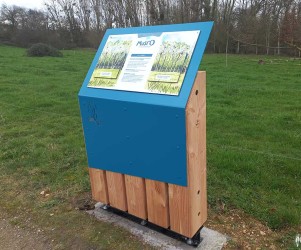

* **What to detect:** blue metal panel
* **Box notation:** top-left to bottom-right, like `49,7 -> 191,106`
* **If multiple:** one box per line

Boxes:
79,96 -> 187,186
78,22 -> 213,186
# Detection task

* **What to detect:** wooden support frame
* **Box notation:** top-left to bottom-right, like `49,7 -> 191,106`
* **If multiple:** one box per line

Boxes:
88,71 -> 207,238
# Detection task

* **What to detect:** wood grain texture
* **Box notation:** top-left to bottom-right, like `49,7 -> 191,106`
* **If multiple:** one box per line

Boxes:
169,71 -> 207,237
106,171 -> 128,211
88,168 -> 109,204
145,180 -> 170,228
125,175 -> 147,219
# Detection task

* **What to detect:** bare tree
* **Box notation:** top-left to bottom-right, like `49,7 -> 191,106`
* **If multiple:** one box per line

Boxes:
1,0 -> 301,53
0,4 -> 23,31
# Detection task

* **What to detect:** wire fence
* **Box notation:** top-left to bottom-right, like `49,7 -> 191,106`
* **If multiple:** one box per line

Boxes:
208,35 -> 301,57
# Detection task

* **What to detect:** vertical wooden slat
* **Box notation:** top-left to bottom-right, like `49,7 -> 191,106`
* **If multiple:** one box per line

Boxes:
145,180 -> 170,228
106,171 -> 128,211
168,183 -> 189,233
124,175 -> 147,219
169,71 -> 207,237
88,168 -> 109,204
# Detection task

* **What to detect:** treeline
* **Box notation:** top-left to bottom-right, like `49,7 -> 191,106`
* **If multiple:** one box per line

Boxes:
0,0 -> 300,56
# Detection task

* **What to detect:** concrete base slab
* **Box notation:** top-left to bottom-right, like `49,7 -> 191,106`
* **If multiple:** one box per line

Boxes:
87,203 -> 228,250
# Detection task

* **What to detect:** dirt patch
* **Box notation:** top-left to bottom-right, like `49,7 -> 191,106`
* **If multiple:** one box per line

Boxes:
0,211 -> 53,250
71,192 -> 95,211
206,208 -> 300,249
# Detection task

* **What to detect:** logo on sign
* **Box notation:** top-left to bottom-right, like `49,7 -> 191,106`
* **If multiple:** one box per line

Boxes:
136,40 -> 155,47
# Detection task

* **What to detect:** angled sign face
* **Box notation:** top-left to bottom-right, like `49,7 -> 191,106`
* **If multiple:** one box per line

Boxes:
79,22 -> 213,186
88,31 -> 200,96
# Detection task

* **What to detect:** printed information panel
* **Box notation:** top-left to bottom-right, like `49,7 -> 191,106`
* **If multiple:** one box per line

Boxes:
88,31 -> 200,96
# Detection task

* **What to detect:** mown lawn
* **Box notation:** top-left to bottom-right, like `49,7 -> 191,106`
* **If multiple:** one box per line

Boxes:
201,54 -> 300,230
0,46 -> 151,249
0,45 -> 300,248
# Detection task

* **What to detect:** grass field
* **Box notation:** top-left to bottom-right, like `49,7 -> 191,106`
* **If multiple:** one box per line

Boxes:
202,55 -> 301,230
0,45 -> 300,248
0,46 -> 149,249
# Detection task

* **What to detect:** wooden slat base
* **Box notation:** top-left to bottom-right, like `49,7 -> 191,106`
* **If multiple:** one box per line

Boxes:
88,71 -> 207,238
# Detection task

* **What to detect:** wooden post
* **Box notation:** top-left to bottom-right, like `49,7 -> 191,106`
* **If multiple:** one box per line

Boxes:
168,71 -> 207,237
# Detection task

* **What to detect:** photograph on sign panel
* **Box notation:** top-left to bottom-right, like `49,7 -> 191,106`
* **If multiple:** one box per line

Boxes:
147,31 -> 200,95
88,35 -> 133,88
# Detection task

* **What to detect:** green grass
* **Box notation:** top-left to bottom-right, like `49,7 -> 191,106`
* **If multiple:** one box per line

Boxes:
0,45 -> 152,249
0,45 -> 300,248
200,54 -> 301,230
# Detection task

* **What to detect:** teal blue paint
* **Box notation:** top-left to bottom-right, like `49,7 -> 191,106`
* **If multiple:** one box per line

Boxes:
79,22 -> 213,186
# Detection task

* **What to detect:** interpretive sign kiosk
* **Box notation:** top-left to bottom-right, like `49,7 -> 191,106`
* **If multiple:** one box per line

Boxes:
78,22 -> 213,241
